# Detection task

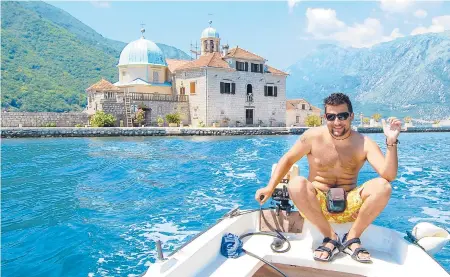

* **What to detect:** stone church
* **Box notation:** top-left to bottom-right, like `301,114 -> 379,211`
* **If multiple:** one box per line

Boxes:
86,23 -> 288,127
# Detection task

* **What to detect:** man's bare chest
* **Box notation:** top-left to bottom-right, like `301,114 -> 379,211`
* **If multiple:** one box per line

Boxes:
310,143 -> 365,170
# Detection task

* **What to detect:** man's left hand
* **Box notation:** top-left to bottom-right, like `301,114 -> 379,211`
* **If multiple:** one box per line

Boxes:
382,117 -> 402,143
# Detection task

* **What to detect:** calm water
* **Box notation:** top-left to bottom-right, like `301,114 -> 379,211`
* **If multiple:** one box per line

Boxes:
2,133 -> 449,276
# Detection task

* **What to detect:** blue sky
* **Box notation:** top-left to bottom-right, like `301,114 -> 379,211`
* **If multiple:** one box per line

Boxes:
48,1 -> 450,69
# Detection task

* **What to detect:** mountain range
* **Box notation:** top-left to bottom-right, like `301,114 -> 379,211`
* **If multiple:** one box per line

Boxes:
286,32 -> 450,119
1,1 -> 449,118
1,1 -> 190,112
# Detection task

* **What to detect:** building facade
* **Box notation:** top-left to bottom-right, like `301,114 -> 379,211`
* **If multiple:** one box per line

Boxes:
286,99 -> 322,127
86,24 -> 288,127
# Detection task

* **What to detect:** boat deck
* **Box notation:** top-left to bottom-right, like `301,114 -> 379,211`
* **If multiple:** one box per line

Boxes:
144,210 -> 449,277
198,229 -> 398,277
254,264 -> 366,277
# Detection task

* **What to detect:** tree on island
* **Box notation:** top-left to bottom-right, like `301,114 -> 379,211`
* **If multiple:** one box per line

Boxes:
134,108 -> 145,126
305,114 -> 321,127
363,117 -> 370,125
372,113 -> 382,122
90,111 -> 116,127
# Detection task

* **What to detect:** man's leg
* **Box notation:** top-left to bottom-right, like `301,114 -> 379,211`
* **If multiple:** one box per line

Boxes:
288,176 -> 338,260
346,177 -> 392,260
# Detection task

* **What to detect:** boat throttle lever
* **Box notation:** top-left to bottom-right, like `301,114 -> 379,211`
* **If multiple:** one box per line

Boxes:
271,182 -> 293,216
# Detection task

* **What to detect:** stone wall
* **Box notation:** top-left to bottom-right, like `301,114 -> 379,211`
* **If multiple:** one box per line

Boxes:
3,126 -> 449,138
1,127 -> 307,138
100,98 -> 190,127
175,69 -> 206,127
101,100 -> 126,126
206,68 -> 286,127
174,67 -> 287,128
1,112 -> 89,127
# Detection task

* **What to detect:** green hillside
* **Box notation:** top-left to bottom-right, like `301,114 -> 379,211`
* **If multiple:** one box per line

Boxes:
1,1 -> 190,112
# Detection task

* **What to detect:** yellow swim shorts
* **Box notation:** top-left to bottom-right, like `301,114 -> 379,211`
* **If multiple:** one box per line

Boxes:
300,184 -> 366,224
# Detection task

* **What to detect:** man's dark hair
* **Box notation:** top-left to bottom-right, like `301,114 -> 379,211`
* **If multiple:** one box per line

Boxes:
324,93 -> 353,113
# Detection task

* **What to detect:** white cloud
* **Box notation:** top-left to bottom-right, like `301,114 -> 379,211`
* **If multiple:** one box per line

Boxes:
90,1 -> 110,8
411,15 -> 450,35
414,9 -> 428,19
287,0 -> 301,13
305,8 -> 403,48
390,28 -> 404,39
388,29 -> 404,41
380,0 -> 413,13
305,8 -> 345,37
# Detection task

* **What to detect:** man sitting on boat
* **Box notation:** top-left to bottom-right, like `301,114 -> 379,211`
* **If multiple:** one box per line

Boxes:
255,93 -> 401,263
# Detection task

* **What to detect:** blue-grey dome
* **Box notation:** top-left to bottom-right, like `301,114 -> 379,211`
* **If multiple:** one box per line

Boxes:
118,38 -> 167,66
201,27 -> 219,39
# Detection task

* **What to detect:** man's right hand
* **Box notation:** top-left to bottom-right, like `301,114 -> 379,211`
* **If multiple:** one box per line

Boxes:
255,186 -> 273,205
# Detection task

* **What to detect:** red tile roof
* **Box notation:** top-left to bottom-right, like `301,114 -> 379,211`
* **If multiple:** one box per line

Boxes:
86,78 -> 119,92
166,59 -> 191,73
173,48 -> 287,76
174,52 -> 231,71
267,65 -> 288,76
286,99 -> 322,111
225,46 -> 265,61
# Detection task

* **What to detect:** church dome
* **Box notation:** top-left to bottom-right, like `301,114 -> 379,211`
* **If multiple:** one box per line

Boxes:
201,27 -> 219,39
118,37 -> 167,66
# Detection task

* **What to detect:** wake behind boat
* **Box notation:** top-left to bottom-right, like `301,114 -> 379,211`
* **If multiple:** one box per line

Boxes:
144,165 -> 449,277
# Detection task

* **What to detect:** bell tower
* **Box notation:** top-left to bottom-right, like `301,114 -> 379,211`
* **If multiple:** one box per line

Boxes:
200,20 -> 220,56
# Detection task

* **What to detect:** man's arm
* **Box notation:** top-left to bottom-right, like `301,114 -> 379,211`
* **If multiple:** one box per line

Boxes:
365,117 -> 401,182
365,137 -> 398,182
265,129 -> 313,192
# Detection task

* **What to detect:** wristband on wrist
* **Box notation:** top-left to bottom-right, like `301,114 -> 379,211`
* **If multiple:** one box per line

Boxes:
386,138 -> 399,147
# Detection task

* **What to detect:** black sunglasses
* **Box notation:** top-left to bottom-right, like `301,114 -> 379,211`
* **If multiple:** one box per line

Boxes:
325,112 -> 350,121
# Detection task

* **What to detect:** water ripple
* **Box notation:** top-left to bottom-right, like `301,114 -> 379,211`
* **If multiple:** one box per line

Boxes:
2,133 -> 450,276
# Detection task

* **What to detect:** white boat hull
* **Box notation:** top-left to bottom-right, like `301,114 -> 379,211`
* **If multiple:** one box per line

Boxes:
143,209 -> 449,277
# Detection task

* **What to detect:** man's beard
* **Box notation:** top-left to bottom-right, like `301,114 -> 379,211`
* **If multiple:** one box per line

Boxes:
331,126 -> 348,137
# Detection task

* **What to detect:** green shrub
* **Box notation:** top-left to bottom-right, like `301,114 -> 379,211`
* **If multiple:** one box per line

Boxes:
90,111 -> 116,127
42,122 -> 56,127
304,114 -> 321,127
74,124 -> 82,127
157,116 -> 164,126
165,113 -> 181,124
363,117 -> 370,124
372,113 -> 382,122
135,108 -> 145,125
138,102 -> 148,109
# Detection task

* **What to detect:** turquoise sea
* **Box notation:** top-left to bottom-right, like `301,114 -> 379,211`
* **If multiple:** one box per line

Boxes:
1,133 -> 449,276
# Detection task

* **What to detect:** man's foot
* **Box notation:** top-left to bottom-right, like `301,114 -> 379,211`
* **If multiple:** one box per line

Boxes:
313,233 -> 341,262
342,233 -> 372,263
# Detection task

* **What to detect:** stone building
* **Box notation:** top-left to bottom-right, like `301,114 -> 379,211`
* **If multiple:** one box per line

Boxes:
286,99 -> 322,127
86,23 -> 288,127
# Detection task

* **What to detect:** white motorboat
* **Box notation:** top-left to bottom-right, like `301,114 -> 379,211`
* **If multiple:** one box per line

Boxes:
143,165 -> 450,277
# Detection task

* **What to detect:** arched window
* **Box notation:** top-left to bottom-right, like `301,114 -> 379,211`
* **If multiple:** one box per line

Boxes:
204,40 -> 208,52
246,84 -> 253,95
210,40 -> 214,53
246,84 -> 253,102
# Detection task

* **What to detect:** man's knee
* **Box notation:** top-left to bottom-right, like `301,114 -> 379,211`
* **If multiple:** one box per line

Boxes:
288,176 -> 311,197
375,178 -> 392,198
